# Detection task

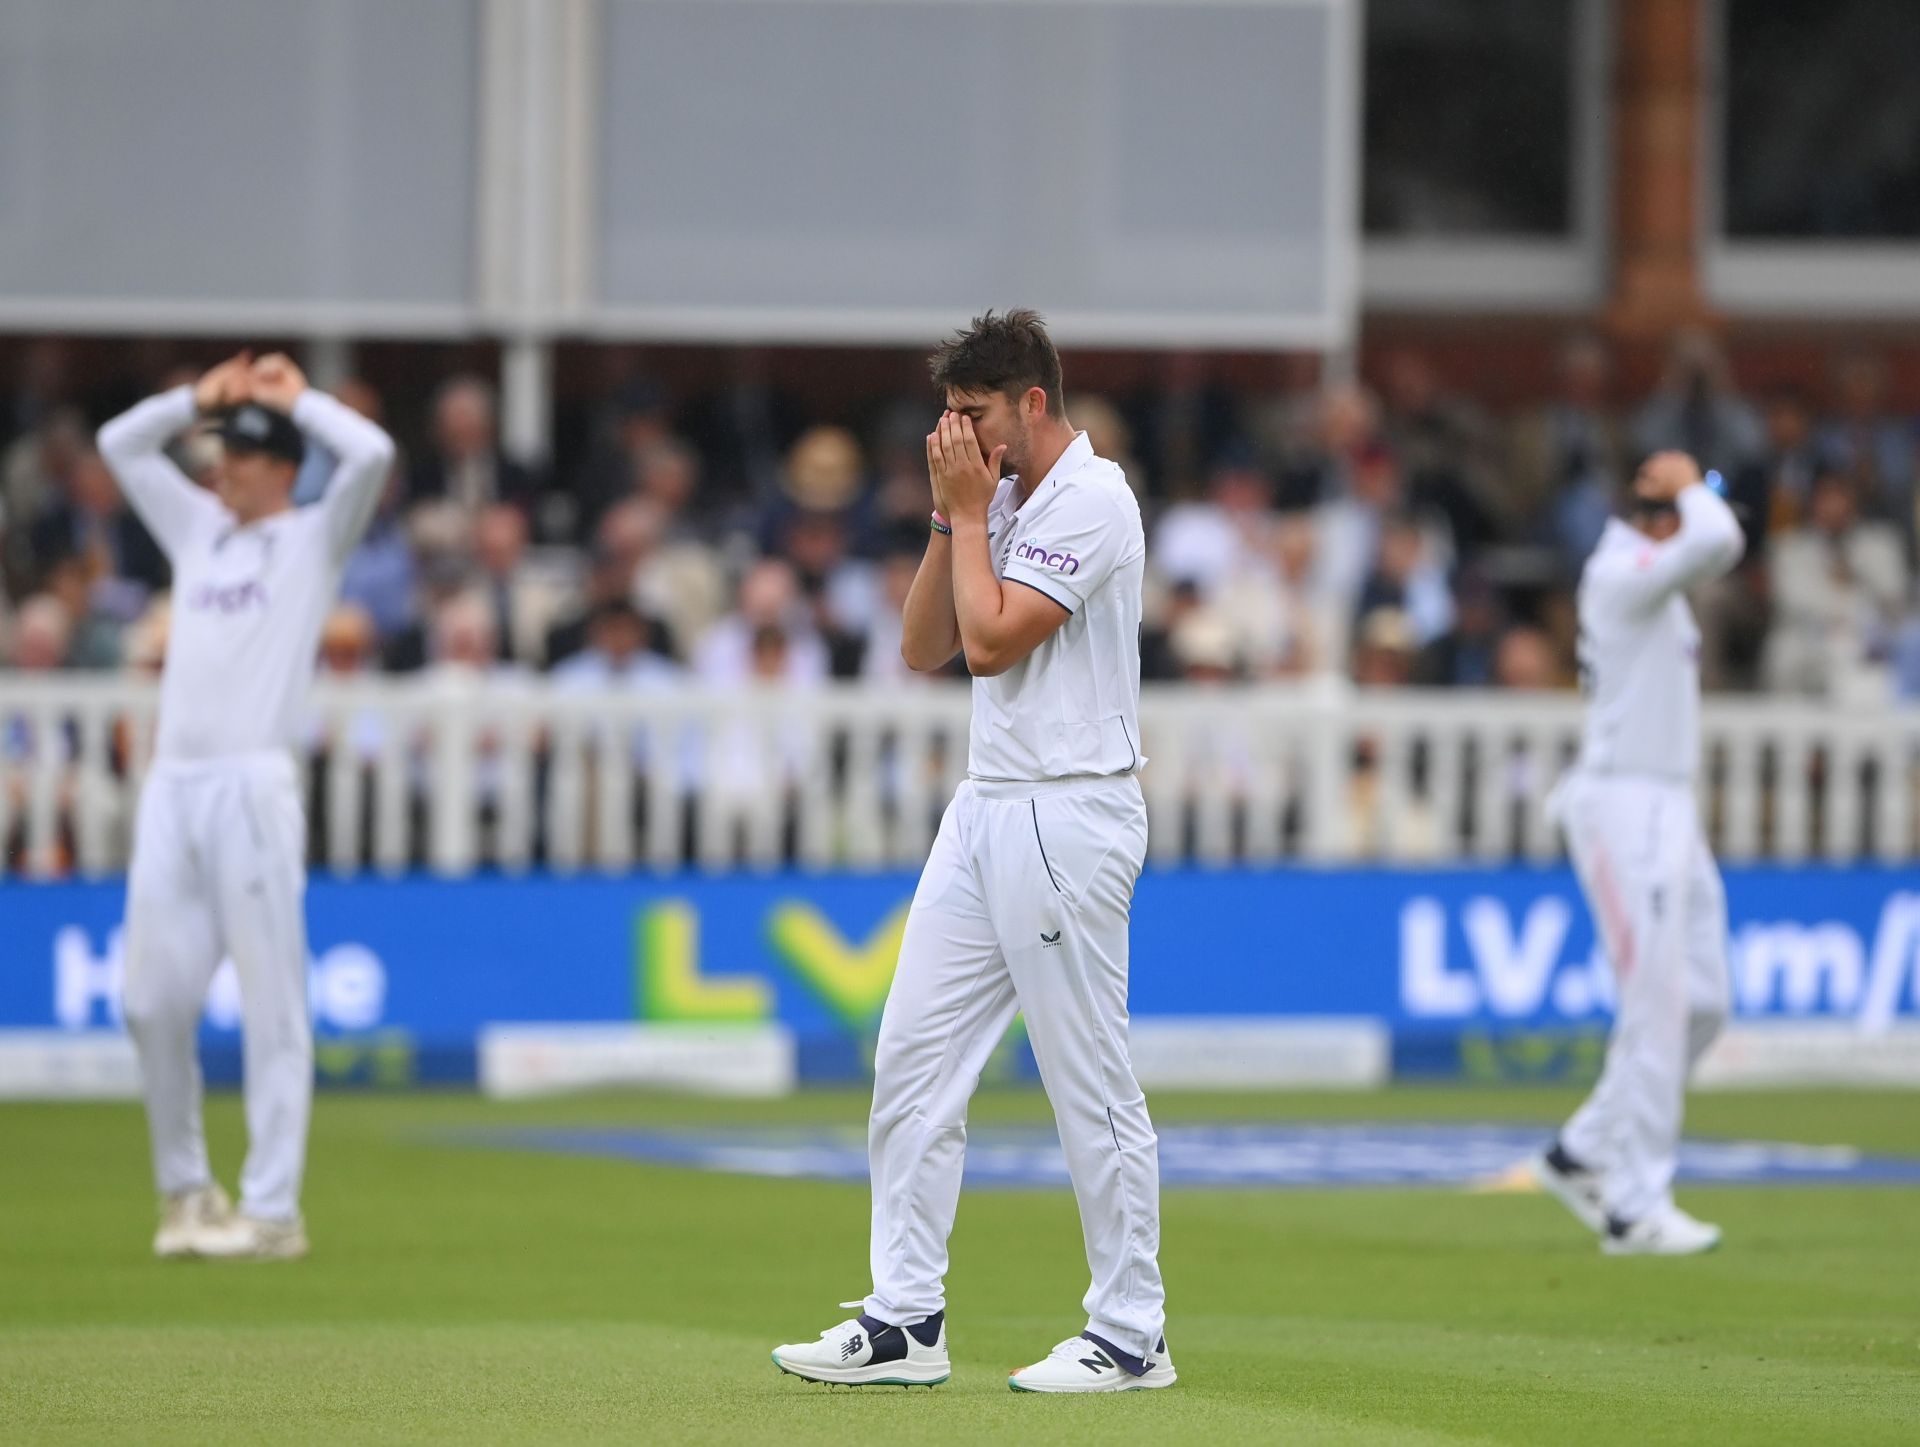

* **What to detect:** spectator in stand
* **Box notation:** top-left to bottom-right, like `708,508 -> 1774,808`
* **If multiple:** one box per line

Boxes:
336,472 -> 418,648
1378,347 -> 1499,560
472,502 -> 571,669
308,604 -> 387,765
1139,578 -> 1204,684
1505,333 -> 1626,562
3,596 -> 75,751
1149,450 -> 1272,601
122,596 -> 169,677
551,598 -> 679,693
7,593 -> 72,673
415,591 -> 529,855
859,541 -> 941,684
1169,607 -> 1243,684
782,508 -> 872,677
42,551 -> 123,669
2,406 -> 92,593
1217,509 -> 1346,679
30,446 -> 168,600
1166,607 -> 1263,856
576,376 -> 681,538
551,598 -> 688,795
1351,607 -> 1417,690
1733,387 -> 1823,542
1764,472 -> 1908,699
1316,440 -> 1415,618
763,425 -> 868,553
695,558 -> 829,687
705,622 -> 819,842
548,543 -> 637,671
1817,352 -> 1916,533
424,588 -> 524,682
1282,380 -> 1384,512
318,603 -> 379,680
868,402 -> 949,543
589,495 -> 725,664
409,375 -> 540,516
1419,569 -> 1505,688
1355,513 -> 1456,651
635,439 -> 711,542
2,594 -> 78,872
327,380 -> 417,645
1343,608 -> 1442,859
378,503 -> 476,673
1697,388 -> 1818,690
1632,328 -> 1765,480
1493,625 -> 1561,690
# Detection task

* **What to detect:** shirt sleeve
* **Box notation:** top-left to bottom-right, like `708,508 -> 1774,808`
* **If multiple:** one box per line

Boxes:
1595,484 -> 1746,618
294,389 -> 398,565
95,385 -> 226,561
1000,484 -> 1134,615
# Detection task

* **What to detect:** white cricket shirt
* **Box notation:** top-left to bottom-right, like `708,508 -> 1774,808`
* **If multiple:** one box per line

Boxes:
98,385 -> 395,762
968,431 -> 1146,782
1574,484 -> 1745,781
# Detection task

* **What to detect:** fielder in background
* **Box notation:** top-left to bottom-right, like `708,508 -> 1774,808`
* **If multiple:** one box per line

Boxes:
97,353 -> 395,1260
1536,450 -> 1746,1256
773,311 -> 1172,1392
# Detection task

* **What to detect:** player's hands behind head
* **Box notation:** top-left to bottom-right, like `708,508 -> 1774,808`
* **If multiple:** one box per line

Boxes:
1634,450 -> 1702,504
249,353 -> 309,414
194,352 -> 254,415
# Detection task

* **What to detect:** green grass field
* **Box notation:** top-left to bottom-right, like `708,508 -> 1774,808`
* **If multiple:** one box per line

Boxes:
3,1086 -> 1917,1445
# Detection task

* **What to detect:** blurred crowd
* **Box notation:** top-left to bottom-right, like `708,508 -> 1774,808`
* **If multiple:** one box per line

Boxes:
3,329 -> 1919,708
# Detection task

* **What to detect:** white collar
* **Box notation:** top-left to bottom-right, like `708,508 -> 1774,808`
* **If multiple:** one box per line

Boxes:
1011,431 -> 1094,500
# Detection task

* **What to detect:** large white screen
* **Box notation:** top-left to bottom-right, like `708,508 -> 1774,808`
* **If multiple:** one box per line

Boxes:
597,0 -> 1355,347
0,0 -> 477,327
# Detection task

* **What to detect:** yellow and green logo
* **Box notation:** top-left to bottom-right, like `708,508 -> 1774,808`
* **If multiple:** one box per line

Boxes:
634,897 -> 910,1031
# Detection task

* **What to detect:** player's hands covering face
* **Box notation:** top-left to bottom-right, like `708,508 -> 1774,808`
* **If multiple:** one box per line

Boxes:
927,412 -> 1005,524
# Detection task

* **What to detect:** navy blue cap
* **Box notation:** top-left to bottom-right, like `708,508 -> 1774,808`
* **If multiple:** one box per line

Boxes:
214,402 -> 304,465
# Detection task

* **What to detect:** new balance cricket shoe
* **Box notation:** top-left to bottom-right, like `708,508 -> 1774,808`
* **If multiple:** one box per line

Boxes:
1533,1140 -> 1608,1234
191,1212 -> 310,1261
152,1184 -> 233,1259
1008,1334 -> 1177,1393
771,1305 -> 949,1387
1603,1206 -> 1722,1257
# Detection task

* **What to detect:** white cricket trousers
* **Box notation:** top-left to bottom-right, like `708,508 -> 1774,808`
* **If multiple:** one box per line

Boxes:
1554,772 -> 1731,1225
864,773 -> 1164,1360
123,752 -> 312,1221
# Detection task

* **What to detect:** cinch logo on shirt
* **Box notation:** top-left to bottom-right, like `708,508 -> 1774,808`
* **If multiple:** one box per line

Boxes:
1014,540 -> 1080,576
188,579 -> 268,615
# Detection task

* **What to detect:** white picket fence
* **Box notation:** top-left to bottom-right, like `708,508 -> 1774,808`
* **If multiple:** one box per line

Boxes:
1,674 -> 1917,879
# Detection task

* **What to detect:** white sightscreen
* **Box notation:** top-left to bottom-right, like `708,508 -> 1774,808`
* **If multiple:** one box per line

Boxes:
0,0 -> 477,329
596,0 -> 1357,347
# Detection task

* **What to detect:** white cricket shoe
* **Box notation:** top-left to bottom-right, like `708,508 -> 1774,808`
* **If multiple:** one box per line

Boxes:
772,1304 -> 950,1387
1009,1335 -> 1177,1393
192,1212 -> 310,1261
153,1184 -> 233,1259
1603,1206 -> 1722,1257
1533,1143 -> 1607,1234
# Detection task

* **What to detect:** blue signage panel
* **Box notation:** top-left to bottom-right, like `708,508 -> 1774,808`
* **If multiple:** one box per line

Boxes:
4,865 -> 1915,1082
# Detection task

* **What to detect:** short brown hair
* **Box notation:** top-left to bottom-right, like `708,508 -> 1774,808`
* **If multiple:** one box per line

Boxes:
928,309 -> 1064,418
